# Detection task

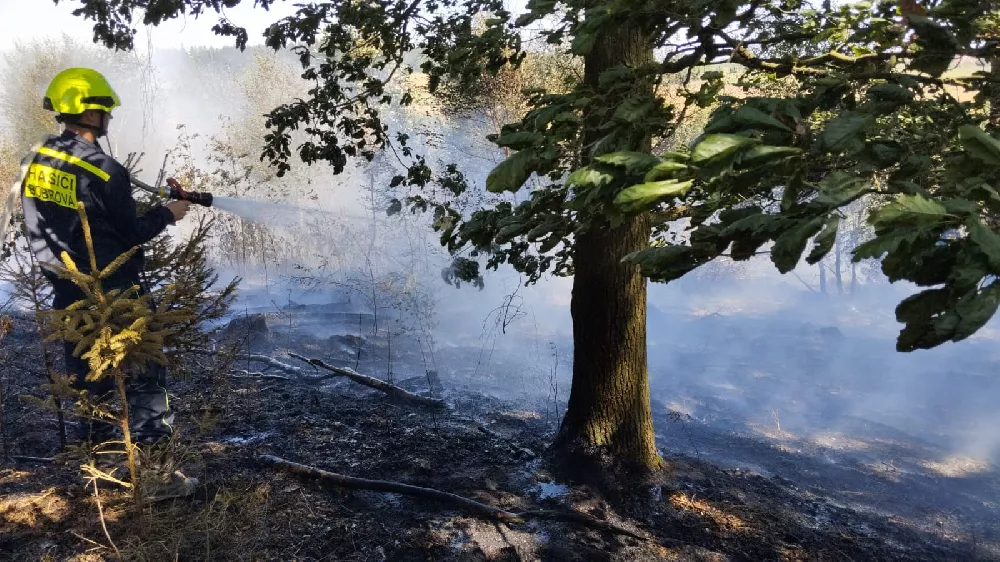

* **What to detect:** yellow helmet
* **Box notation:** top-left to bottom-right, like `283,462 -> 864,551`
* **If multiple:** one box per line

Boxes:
42,68 -> 120,115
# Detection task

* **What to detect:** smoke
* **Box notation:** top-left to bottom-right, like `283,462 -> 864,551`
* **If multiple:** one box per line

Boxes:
2,33 -> 998,526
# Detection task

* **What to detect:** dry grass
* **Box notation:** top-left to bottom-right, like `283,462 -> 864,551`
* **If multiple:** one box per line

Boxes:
811,432 -> 873,452
922,455 -> 992,478
499,409 -> 542,420
669,492 -> 746,531
0,469 -> 31,485
0,488 -> 69,528
90,480 -> 276,561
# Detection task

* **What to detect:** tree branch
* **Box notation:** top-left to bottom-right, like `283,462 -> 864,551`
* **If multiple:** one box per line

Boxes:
230,369 -> 292,381
191,348 -> 309,376
260,454 -> 649,540
288,352 -> 448,409
651,205 -> 690,225
8,455 -> 55,463
661,50 -> 705,75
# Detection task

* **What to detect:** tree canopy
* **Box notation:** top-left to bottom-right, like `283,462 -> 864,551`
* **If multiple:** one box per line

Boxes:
60,0 -> 1000,353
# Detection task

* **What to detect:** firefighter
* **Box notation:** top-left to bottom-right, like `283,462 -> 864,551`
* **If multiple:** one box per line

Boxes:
19,68 -> 191,453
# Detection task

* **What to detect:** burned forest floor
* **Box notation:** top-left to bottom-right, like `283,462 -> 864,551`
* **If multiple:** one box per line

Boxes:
1,296 -> 999,561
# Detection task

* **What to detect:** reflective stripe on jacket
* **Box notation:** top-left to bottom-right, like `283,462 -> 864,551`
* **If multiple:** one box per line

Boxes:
20,130 -> 174,295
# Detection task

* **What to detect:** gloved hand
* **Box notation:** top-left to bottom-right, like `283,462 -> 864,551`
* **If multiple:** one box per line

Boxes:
166,200 -> 191,223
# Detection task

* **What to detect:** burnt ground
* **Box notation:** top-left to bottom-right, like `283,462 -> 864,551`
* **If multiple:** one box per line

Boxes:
1,297 -> 998,561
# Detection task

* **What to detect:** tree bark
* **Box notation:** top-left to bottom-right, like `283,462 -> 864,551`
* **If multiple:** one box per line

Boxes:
550,23 -> 663,472
991,55 -> 1000,127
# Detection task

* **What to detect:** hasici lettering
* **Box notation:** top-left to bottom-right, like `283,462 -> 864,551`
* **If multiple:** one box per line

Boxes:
24,163 -> 78,209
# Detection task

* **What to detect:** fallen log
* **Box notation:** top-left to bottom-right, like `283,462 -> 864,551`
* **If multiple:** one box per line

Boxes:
288,353 -> 447,410
260,454 -> 647,540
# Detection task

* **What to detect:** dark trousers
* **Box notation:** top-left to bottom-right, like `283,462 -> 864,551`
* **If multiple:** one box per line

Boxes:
54,281 -> 174,444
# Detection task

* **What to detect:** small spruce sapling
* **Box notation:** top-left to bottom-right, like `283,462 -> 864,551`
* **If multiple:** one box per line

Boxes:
44,202 -> 194,501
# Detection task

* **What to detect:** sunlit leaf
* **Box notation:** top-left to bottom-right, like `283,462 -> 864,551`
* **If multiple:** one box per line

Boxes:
644,161 -> 689,182
739,145 -> 802,167
732,105 -> 793,131
690,134 -> 760,165
959,125 -> 1000,166
595,151 -> 661,174
486,151 -> 535,193
853,228 -> 922,261
873,194 -> 948,227
614,179 -> 694,211
566,165 -> 615,189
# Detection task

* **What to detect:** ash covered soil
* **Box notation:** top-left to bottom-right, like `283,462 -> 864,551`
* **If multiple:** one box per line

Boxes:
1,298 -> 998,561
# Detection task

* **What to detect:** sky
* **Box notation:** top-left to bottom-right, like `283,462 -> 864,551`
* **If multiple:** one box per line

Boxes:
0,0 -> 299,53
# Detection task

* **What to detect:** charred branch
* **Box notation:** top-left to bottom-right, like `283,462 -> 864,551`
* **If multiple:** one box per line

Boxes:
260,454 -> 648,540
288,353 -> 448,409
229,369 -> 293,382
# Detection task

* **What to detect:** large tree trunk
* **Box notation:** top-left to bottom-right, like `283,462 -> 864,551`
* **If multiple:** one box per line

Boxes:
550,23 -> 662,473
991,55 -> 1000,127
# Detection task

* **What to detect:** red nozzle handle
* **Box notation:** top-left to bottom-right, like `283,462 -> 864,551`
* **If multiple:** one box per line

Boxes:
164,177 -> 213,207
166,177 -> 187,199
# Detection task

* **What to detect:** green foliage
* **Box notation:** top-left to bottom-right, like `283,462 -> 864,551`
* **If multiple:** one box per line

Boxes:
125,150 -> 238,372
63,0 -> 1000,350
44,204 -> 192,379
486,150 -> 536,193
42,203 -> 205,495
959,124 -> 1000,165
139,210 -> 239,369
614,179 -> 694,213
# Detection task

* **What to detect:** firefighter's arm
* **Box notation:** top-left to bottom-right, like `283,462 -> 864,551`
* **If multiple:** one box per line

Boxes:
102,166 -> 175,246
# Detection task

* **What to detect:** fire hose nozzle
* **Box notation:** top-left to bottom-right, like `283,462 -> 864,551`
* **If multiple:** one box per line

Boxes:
130,175 -> 214,207
165,178 -> 213,207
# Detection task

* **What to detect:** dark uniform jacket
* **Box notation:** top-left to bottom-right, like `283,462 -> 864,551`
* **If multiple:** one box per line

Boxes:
20,131 -> 174,305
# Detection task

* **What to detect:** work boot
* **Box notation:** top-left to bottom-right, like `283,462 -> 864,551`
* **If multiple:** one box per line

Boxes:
136,438 -> 198,501
142,469 -> 200,502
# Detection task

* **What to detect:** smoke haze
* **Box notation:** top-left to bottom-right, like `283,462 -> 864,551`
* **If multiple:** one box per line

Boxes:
1,36 -> 998,533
